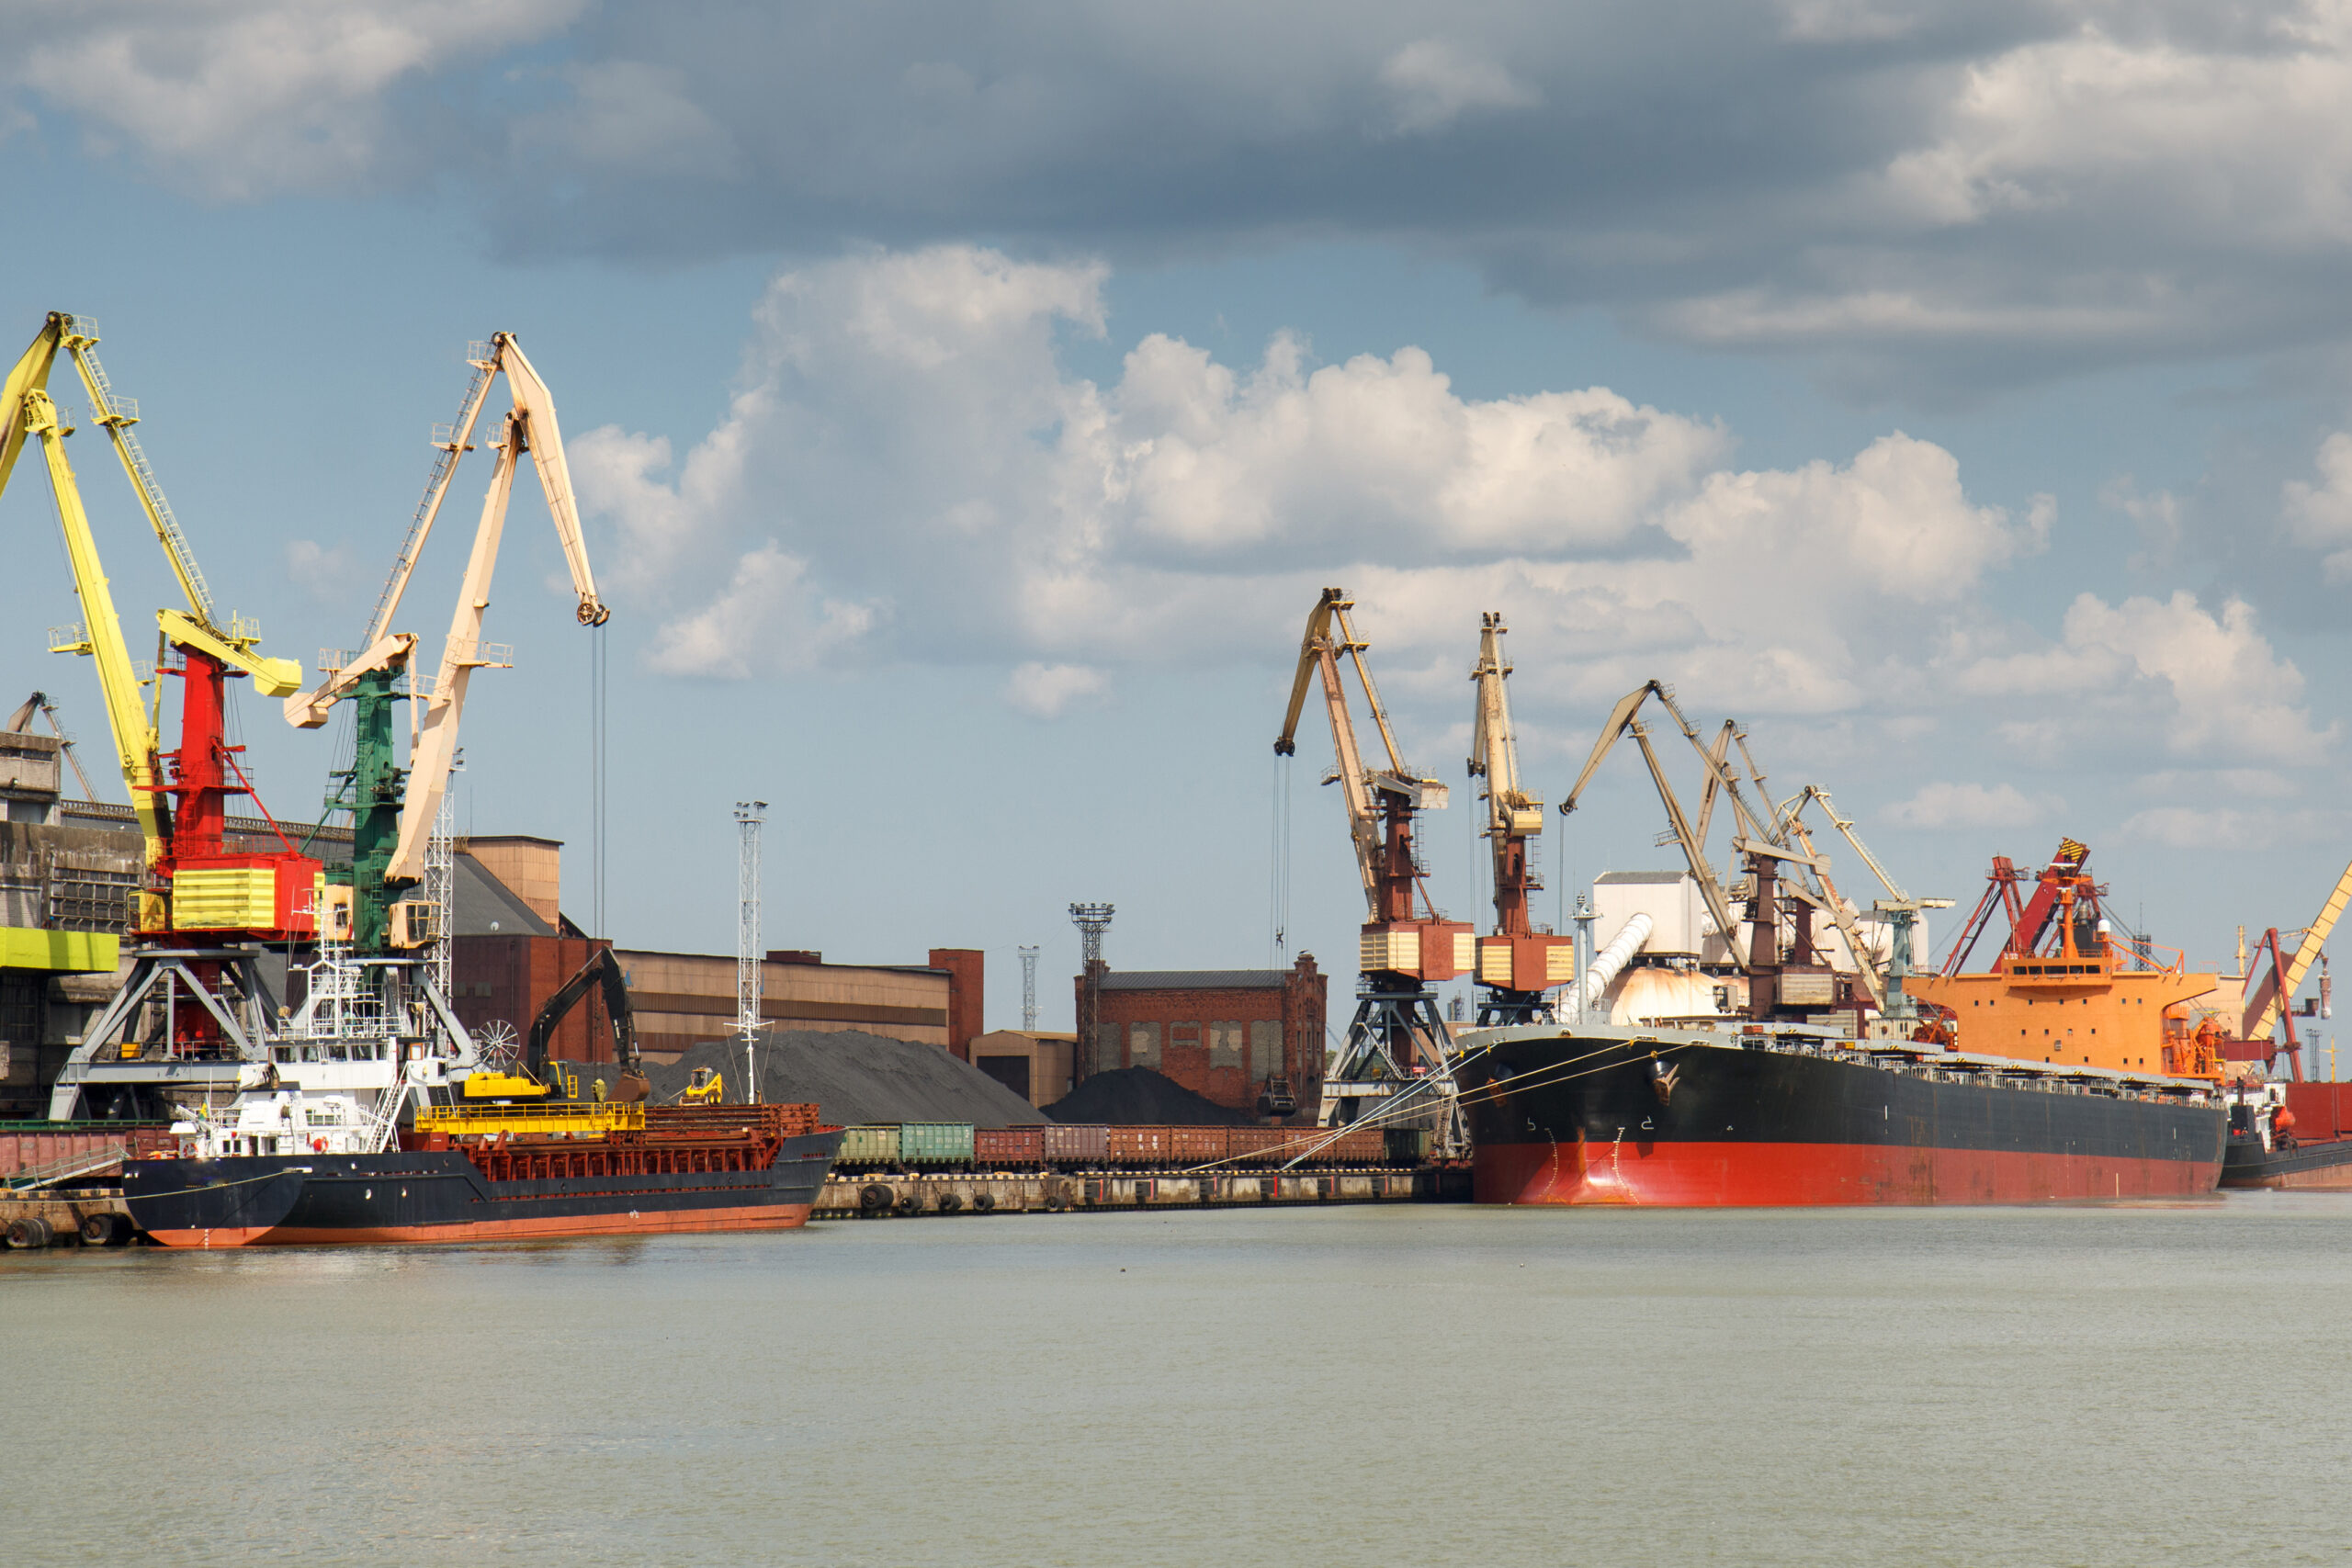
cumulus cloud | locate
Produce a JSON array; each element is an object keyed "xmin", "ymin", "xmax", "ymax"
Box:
[
  {"xmin": 1953, "ymin": 591, "xmax": 2331, "ymax": 765},
  {"xmin": 2120, "ymin": 806, "xmax": 2349, "ymax": 853},
  {"xmin": 1883, "ymin": 782, "xmax": 2059, "ymax": 831},
  {"xmin": 283, "ymin": 537, "xmax": 363, "ymax": 604},
  {"xmin": 566, "ymin": 243, "xmax": 2268, "ymax": 788},
  {"xmin": 1004, "ymin": 662, "xmax": 1108, "ymax": 717},
  {"xmin": 571, "ymin": 245, "xmax": 2064, "ymax": 724},
  {"xmin": 4, "ymin": 0, "xmax": 582, "ymax": 197},
  {"xmin": 23, "ymin": 6, "xmax": 2352, "ymax": 394},
  {"xmin": 1376, "ymin": 39, "xmax": 1539, "ymax": 134},
  {"xmin": 642, "ymin": 543, "xmax": 879, "ymax": 679},
  {"xmin": 2282, "ymin": 431, "xmax": 2352, "ymax": 581}
]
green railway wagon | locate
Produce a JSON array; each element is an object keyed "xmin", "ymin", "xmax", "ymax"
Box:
[
  {"xmin": 837, "ymin": 1125, "xmax": 901, "ymax": 1168},
  {"xmin": 895, "ymin": 1122, "xmax": 976, "ymax": 1166}
]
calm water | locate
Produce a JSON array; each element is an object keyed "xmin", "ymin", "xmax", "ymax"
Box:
[{"xmin": 6, "ymin": 1197, "xmax": 2350, "ymax": 1567}]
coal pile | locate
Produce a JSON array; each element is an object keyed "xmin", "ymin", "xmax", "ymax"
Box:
[
  {"xmin": 628, "ymin": 1029, "xmax": 1045, "ymax": 1128},
  {"xmin": 1045, "ymin": 1066, "xmax": 1251, "ymax": 1126}
]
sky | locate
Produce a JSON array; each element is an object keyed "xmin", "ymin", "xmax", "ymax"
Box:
[{"xmin": 6, "ymin": 2, "xmax": 2352, "ymax": 1040}]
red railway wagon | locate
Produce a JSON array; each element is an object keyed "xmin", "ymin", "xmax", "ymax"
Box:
[
  {"xmin": 1168, "ymin": 1126, "xmax": 1227, "ymax": 1166},
  {"xmin": 1107, "ymin": 1125, "xmax": 1174, "ymax": 1166},
  {"xmin": 1043, "ymin": 1123, "xmax": 1109, "ymax": 1168},
  {"xmin": 974, "ymin": 1126, "xmax": 1046, "ymax": 1168}
]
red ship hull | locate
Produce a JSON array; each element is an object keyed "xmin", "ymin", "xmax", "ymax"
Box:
[{"xmin": 1477, "ymin": 1136, "xmax": 2222, "ymax": 1206}]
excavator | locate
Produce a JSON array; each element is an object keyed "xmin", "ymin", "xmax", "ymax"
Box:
[
  {"xmin": 518, "ymin": 946, "xmax": 649, "ymax": 1103},
  {"xmin": 1275, "ymin": 587, "xmax": 1468, "ymax": 1134},
  {"xmin": 1465, "ymin": 613, "xmax": 1570, "ymax": 1024},
  {"xmin": 282, "ymin": 332, "xmax": 608, "ymax": 954},
  {"xmin": 2, "ymin": 314, "xmax": 328, "ymax": 1113}
]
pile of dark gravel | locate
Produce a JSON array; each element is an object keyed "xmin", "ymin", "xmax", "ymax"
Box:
[
  {"xmin": 597, "ymin": 1029, "xmax": 1046, "ymax": 1128},
  {"xmin": 1043, "ymin": 1066, "xmax": 1252, "ymax": 1126}
]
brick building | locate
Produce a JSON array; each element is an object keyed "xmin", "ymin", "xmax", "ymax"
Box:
[{"xmin": 1074, "ymin": 954, "xmax": 1326, "ymax": 1123}]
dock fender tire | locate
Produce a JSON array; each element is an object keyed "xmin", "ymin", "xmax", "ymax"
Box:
[
  {"xmin": 935, "ymin": 1191, "xmax": 964, "ymax": 1213},
  {"xmin": 80, "ymin": 1213, "xmax": 121, "ymax": 1246},
  {"xmin": 858, "ymin": 1183, "xmax": 894, "ymax": 1214},
  {"xmin": 6, "ymin": 1216, "xmax": 54, "ymax": 1249},
  {"xmin": 894, "ymin": 1190, "xmax": 922, "ymax": 1215},
  {"xmin": 971, "ymin": 1191, "xmax": 996, "ymax": 1213}
]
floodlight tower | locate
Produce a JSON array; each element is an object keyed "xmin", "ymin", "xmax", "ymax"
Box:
[
  {"xmin": 1069, "ymin": 903, "xmax": 1113, "ymax": 1081},
  {"xmin": 1019, "ymin": 944, "xmax": 1039, "ymax": 1032},
  {"xmin": 736, "ymin": 800, "xmax": 766, "ymax": 1101}
]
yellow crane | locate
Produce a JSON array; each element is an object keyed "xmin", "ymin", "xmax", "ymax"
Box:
[
  {"xmin": 1274, "ymin": 587, "xmax": 1466, "ymax": 1129},
  {"xmin": 2243, "ymin": 856, "xmax": 2352, "ymax": 1044},
  {"xmin": 1, "ymin": 313, "xmax": 301, "ymax": 894},
  {"xmin": 1465, "ymin": 613, "xmax": 1569, "ymax": 1022}
]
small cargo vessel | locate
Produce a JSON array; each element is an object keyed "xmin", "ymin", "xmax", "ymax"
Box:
[
  {"xmin": 2219, "ymin": 1080, "xmax": 2352, "ymax": 1191},
  {"xmin": 121, "ymin": 945, "xmax": 841, "ymax": 1247},
  {"xmin": 123, "ymin": 1089, "xmax": 842, "ymax": 1247}
]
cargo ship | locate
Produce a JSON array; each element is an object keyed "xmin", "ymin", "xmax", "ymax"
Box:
[
  {"xmin": 119, "ymin": 945, "xmax": 841, "ymax": 1247},
  {"xmin": 2219, "ymin": 1080, "xmax": 2352, "ymax": 1190},
  {"xmin": 122, "ymin": 1089, "xmax": 842, "ymax": 1247},
  {"xmin": 1457, "ymin": 837, "xmax": 2230, "ymax": 1206}
]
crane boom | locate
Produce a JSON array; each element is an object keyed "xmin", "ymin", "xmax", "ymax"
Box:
[
  {"xmin": 2245, "ymin": 855, "xmax": 2352, "ymax": 1041},
  {"xmin": 1466, "ymin": 613, "xmax": 1567, "ymax": 1018},
  {"xmin": 54, "ymin": 317, "xmax": 216, "ymax": 629},
  {"xmin": 13, "ymin": 386, "xmax": 168, "ymax": 865},
  {"xmin": 383, "ymin": 338, "xmax": 608, "ymax": 886}
]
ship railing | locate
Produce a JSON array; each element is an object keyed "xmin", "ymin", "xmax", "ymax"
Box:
[{"xmin": 415, "ymin": 1102, "xmax": 645, "ymax": 1137}]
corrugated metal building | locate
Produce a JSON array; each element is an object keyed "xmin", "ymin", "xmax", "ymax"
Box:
[
  {"xmin": 1073, "ymin": 955, "xmax": 1326, "ymax": 1122},
  {"xmin": 967, "ymin": 1028, "xmax": 1076, "ymax": 1106}
]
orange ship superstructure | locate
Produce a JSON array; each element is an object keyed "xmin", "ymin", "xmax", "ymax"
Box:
[{"xmin": 1909, "ymin": 839, "xmax": 2224, "ymax": 1081}]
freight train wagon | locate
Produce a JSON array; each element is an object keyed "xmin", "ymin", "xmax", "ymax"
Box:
[{"xmin": 832, "ymin": 1123, "xmax": 1418, "ymax": 1173}]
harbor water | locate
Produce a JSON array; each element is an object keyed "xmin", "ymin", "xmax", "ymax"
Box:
[{"xmin": 6, "ymin": 1198, "xmax": 2351, "ymax": 1567}]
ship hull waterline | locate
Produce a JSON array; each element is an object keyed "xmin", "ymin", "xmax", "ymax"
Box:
[
  {"xmin": 2218, "ymin": 1137, "xmax": 2352, "ymax": 1192},
  {"xmin": 123, "ymin": 1129, "xmax": 843, "ymax": 1247},
  {"xmin": 1457, "ymin": 1028, "xmax": 2226, "ymax": 1208}
]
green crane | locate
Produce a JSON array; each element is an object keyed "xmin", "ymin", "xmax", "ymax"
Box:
[{"xmin": 284, "ymin": 333, "xmax": 607, "ymax": 953}]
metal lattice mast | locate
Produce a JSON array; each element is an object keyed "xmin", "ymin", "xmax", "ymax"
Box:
[
  {"xmin": 1069, "ymin": 904, "xmax": 1113, "ymax": 1081},
  {"xmin": 1019, "ymin": 945, "xmax": 1039, "ymax": 1032},
  {"xmin": 424, "ymin": 796, "xmax": 455, "ymax": 1001},
  {"xmin": 736, "ymin": 801, "xmax": 766, "ymax": 1102}
]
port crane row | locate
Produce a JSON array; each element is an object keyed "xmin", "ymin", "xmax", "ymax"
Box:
[
  {"xmin": 1279, "ymin": 589, "xmax": 2331, "ymax": 1136},
  {"xmin": 0, "ymin": 312, "xmax": 605, "ymax": 1121}
]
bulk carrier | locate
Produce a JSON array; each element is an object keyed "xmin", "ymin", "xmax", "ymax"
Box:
[{"xmin": 1457, "ymin": 829, "xmax": 2230, "ymax": 1207}]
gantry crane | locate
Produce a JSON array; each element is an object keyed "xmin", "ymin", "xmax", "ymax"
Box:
[
  {"xmin": 283, "ymin": 332, "xmax": 607, "ymax": 953},
  {"xmin": 1275, "ymin": 587, "xmax": 1468, "ymax": 1130},
  {"xmin": 1465, "ymin": 613, "xmax": 1569, "ymax": 1023},
  {"xmin": 3, "ymin": 314, "xmax": 326, "ymax": 1115}
]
